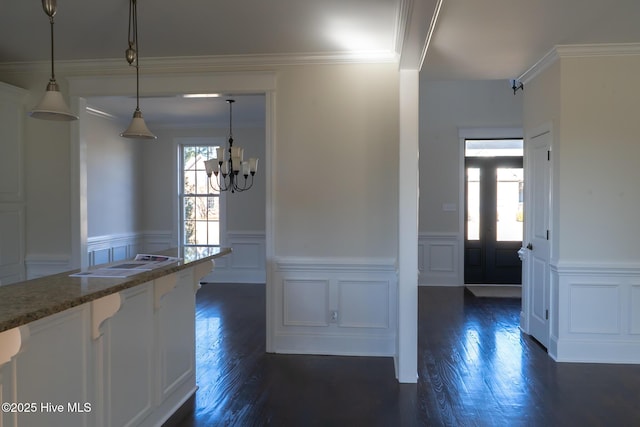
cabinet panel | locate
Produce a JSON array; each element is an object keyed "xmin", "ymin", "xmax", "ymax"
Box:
[
  {"xmin": 15, "ymin": 307, "xmax": 91, "ymax": 427},
  {"xmin": 105, "ymin": 284, "xmax": 154, "ymax": 427},
  {"xmin": 158, "ymin": 269, "xmax": 196, "ymax": 400}
]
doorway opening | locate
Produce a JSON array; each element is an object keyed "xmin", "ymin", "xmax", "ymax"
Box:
[{"xmin": 464, "ymin": 139, "xmax": 523, "ymax": 284}]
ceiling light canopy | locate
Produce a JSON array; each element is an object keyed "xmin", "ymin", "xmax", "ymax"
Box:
[
  {"xmin": 29, "ymin": 0, "xmax": 78, "ymax": 121},
  {"xmin": 121, "ymin": 0, "xmax": 156, "ymax": 140}
]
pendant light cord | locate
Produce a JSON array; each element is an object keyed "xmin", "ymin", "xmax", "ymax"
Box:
[
  {"xmin": 49, "ymin": 13, "xmax": 55, "ymax": 82},
  {"xmin": 229, "ymin": 100, "xmax": 234, "ymax": 142},
  {"xmin": 128, "ymin": 0, "xmax": 141, "ymax": 111}
]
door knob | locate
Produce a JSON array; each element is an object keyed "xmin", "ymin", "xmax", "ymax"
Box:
[{"xmin": 526, "ymin": 243, "xmax": 533, "ymax": 250}]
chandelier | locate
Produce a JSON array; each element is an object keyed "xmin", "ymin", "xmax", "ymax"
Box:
[
  {"xmin": 29, "ymin": 0, "xmax": 78, "ymax": 121},
  {"xmin": 204, "ymin": 99, "xmax": 258, "ymax": 193},
  {"xmin": 120, "ymin": 0, "xmax": 156, "ymax": 139}
]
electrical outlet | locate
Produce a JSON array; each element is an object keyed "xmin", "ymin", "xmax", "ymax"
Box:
[{"xmin": 329, "ymin": 310, "xmax": 338, "ymax": 323}]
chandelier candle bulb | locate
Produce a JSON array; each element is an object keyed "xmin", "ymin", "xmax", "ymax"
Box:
[
  {"xmin": 204, "ymin": 159, "xmax": 215, "ymax": 176},
  {"xmin": 249, "ymin": 158, "xmax": 258, "ymax": 173},
  {"xmin": 231, "ymin": 147, "xmax": 242, "ymax": 159},
  {"xmin": 232, "ymin": 157, "xmax": 242, "ymax": 172}
]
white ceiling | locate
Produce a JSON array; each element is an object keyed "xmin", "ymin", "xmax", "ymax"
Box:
[
  {"xmin": 1, "ymin": 0, "xmax": 639, "ymax": 126},
  {"xmin": 423, "ymin": 0, "xmax": 640, "ymax": 80}
]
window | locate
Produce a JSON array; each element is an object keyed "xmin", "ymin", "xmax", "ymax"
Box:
[
  {"xmin": 180, "ymin": 145, "xmax": 222, "ymax": 248},
  {"xmin": 465, "ymin": 139, "xmax": 523, "ymax": 157}
]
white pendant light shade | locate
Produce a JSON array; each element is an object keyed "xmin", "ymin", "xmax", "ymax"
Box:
[
  {"xmin": 30, "ymin": 81, "xmax": 78, "ymax": 121},
  {"xmin": 30, "ymin": 0, "xmax": 78, "ymax": 121},
  {"xmin": 120, "ymin": 109, "xmax": 157, "ymax": 140},
  {"xmin": 121, "ymin": 0, "xmax": 156, "ymax": 140}
]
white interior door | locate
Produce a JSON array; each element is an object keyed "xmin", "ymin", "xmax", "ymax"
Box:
[{"xmin": 525, "ymin": 130, "xmax": 551, "ymax": 348}]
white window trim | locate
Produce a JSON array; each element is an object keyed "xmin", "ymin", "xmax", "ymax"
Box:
[{"xmin": 176, "ymin": 137, "xmax": 227, "ymax": 249}]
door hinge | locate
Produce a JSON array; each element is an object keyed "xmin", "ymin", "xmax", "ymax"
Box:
[
  {"xmin": 545, "ymin": 309, "xmax": 549, "ymax": 320},
  {"xmin": 547, "ymin": 150, "xmax": 551, "ymax": 161},
  {"xmin": 546, "ymin": 230, "xmax": 549, "ymax": 240}
]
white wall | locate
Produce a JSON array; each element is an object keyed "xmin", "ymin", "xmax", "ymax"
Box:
[
  {"xmin": 1, "ymin": 62, "xmax": 401, "ymax": 358},
  {"xmin": 419, "ymin": 78, "xmax": 523, "ymax": 233},
  {"xmin": 271, "ymin": 63, "xmax": 400, "ymax": 356},
  {"xmin": 274, "ymin": 64, "xmax": 399, "ymax": 259},
  {"xmin": 86, "ymin": 113, "xmax": 142, "ymax": 238},
  {"xmin": 418, "ymin": 78, "xmax": 523, "ymax": 285},
  {"xmin": 523, "ymin": 49, "xmax": 640, "ymax": 363},
  {"xmin": 557, "ymin": 55, "xmax": 640, "ymax": 263}
]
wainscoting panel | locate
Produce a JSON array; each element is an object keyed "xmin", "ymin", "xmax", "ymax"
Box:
[
  {"xmin": 283, "ymin": 279, "xmax": 330, "ymax": 327},
  {"xmin": 25, "ymin": 254, "xmax": 71, "ymax": 279},
  {"xmin": 569, "ymin": 284, "xmax": 620, "ymax": 334},
  {"xmin": 142, "ymin": 231, "xmax": 174, "ymax": 254},
  {"xmin": 418, "ymin": 233, "xmax": 461, "ymax": 286},
  {"xmin": 92, "ymin": 248, "xmax": 111, "ymax": 266},
  {"xmin": 338, "ymin": 280, "xmax": 390, "ymax": 328},
  {"xmin": 631, "ymin": 285, "xmax": 640, "ymax": 335},
  {"xmin": 550, "ymin": 263, "xmax": 640, "ymax": 363},
  {"xmin": 202, "ymin": 232, "xmax": 265, "ymax": 284},
  {"xmin": 0, "ymin": 205, "xmax": 25, "ymax": 285},
  {"xmin": 272, "ymin": 257, "xmax": 397, "ymax": 357},
  {"xmin": 87, "ymin": 232, "xmax": 145, "ymax": 267}
]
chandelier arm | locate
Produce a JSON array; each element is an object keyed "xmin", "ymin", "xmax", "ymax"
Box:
[
  {"xmin": 207, "ymin": 175, "xmax": 221, "ymax": 194},
  {"xmin": 242, "ymin": 175, "xmax": 254, "ymax": 191},
  {"xmin": 233, "ymin": 174, "xmax": 253, "ymax": 192},
  {"xmin": 220, "ymin": 173, "xmax": 232, "ymax": 192}
]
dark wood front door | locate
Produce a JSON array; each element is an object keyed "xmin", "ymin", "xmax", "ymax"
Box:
[{"xmin": 465, "ymin": 156, "xmax": 523, "ymax": 284}]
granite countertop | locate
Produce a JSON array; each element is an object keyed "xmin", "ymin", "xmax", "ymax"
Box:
[{"xmin": 0, "ymin": 247, "xmax": 231, "ymax": 333}]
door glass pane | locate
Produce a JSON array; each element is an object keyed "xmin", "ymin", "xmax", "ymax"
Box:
[
  {"xmin": 465, "ymin": 139, "xmax": 523, "ymax": 157},
  {"xmin": 467, "ymin": 168, "xmax": 480, "ymax": 240},
  {"xmin": 496, "ymin": 168, "xmax": 523, "ymax": 241}
]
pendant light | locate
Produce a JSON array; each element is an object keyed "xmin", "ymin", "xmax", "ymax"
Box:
[
  {"xmin": 29, "ymin": 0, "xmax": 78, "ymax": 121},
  {"xmin": 121, "ymin": 0, "xmax": 156, "ymax": 140}
]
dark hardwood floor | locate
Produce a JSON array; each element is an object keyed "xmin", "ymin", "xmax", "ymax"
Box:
[{"xmin": 176, "ymin": 284, "xmax": 640, "ymax": 426}]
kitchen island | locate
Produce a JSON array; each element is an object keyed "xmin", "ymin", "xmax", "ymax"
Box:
[{"xmin": 0, "ymin": 247, "xmax": 231, "ymax": 427}]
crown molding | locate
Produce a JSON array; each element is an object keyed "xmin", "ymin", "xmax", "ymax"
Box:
[
  {"xmin": 519, "ymin": 42, "xmax": 640, "ymax": 84},
  {"xmin": 0, "ymin": 51, "xmax": 399, "ymax": 76},
  {"xmin": 555, "ymin": 42, "xmax": 640, "ymax": 58},
  {"xmin": 398, "ymin": 0, "xmax": 442, "ymax": 70}
]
